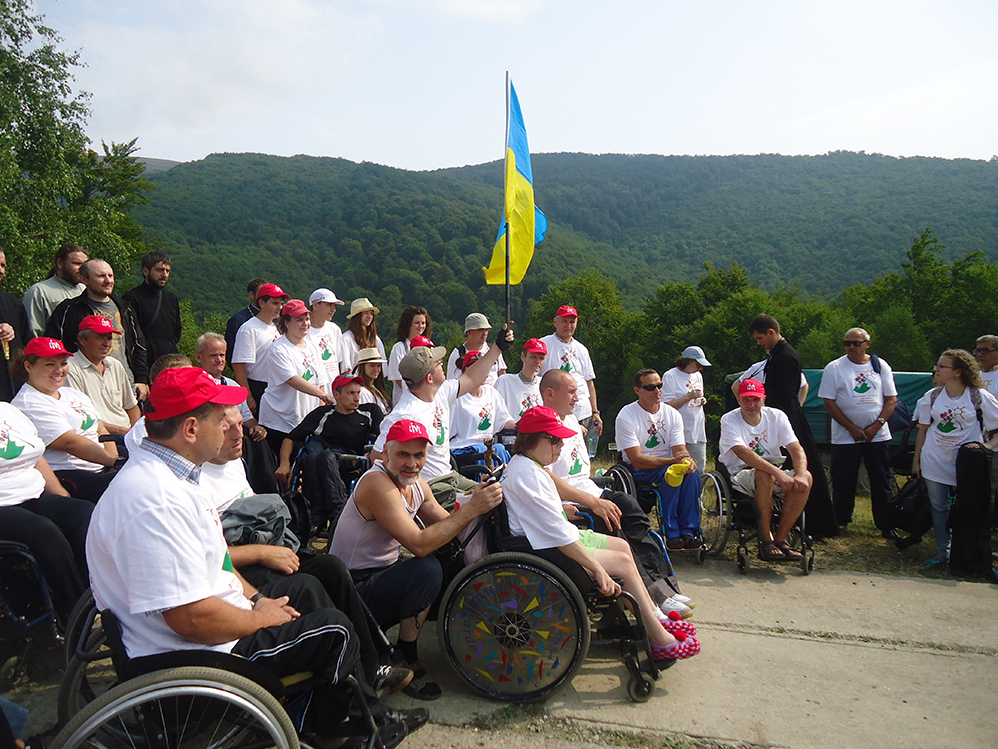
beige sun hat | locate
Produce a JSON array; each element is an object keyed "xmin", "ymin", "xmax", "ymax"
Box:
[{"xmin": 347, "ymin": 297, "xmax": 380, "ymax": 319}]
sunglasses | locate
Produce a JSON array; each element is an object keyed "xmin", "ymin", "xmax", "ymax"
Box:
[
  {"xmin": 543, "ymin": 435, "xmax": 564, "ymax": 446},
  {"xmin": 640, "ymin": 383, "xmax": 664, "ymax": 391},
  {"xmin": 973, "ymin": 348, "xmax": 997, "ymax": 355},
  {"xmin": 843, "ymin": 340, "xmax": 867, "ymax": 347}
]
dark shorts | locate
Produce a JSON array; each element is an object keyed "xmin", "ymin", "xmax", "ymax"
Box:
[{"xmin": 350, "ymin": 556, "xmax": 442, "ymax": 630}]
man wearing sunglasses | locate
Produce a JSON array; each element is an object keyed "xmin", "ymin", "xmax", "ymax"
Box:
[
  {"xmin": 973, "ymin": 335, "xmax": 998, "ymax": 529},
  {"xmin": 818, "ymin": 328, "xmax": 898, "ymax": 533},
  {"xmin": 615, "ymin": 368, "xmax": 702, "ymax": 550}
]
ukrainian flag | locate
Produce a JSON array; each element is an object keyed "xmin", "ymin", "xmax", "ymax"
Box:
[{"xmin": 484, "ymin": 81, "xmax": 547, "ymax": 285}]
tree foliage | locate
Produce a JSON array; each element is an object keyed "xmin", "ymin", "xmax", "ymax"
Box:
[{"xmin": 0, "ymin": 0, "xmax": 152, "ymax": 293}]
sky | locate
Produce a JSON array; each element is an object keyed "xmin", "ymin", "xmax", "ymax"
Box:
[{"xmin": 34, "ymin": 0, "xmax": 998, "ymax": 172}]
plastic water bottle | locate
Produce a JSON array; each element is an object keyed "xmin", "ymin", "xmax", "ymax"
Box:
[{"xmin": 586, "ymin": 421, "xmax": 600, "ymax": 458}]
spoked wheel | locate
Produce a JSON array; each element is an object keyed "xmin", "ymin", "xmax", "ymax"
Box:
[
  {"xmin": 51, "ymin": 666, "xmax": 299, "ymax": 749},
  {"xmin": 699, "ymin": 471, "xmax": 730, "ymax": 556},
  {"xmin": 64, "ymin": 589, "xmax": 96, "ymax": 666},
  {"xmin": 606, "ymin": 463, "xmax": 637, "ymax": 498},
  {"xmin": 438, "ymin": 552, "xmax": 590, "ymax": 703},
  {"xmin": 58, "ymin": 628, "xmax": 119, "ymax": 725}
]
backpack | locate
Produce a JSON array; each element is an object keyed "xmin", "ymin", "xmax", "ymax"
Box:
[
  {"xmin": 882, "ymin": 475, "xmax": 932, "ymax": 548},
  {"xmin": 869, "ymin": 355, "xmax": 913, "ymax": 433}
]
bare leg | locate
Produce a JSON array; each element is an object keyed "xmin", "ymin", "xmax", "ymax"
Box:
[
  {"xmin": 593, "ymin": 537, "xmax": 674, "ymax": 647},
  {"xmin": 774, "ymin": 479, "xmax": 811, "ymax": 543}
]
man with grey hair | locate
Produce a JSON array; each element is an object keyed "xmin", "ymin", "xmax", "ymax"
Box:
[
  {"xmin": 818, "ymin": 327, "xmax": 898, "ymax": 533},
  {"xmin": 66, "ymin": 315, "xmax": 140, "ymax": 434},
  {"xmin": 972, "ymin": 334, "xmax": 998, "ymax": 528},
  {"xmin": 193, "ymin": 332, "xmax": 266, "ymax": 442}
]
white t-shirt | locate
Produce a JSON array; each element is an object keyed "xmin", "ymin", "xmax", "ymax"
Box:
[
  {"xmin": 373, "ymin": 380, "xmax": 459, "ymax": 480},
  {"xmin": 258, "ymin": 336, "xmax": 330, "ymax": 434},
  {"xmin": 358, "ymin": 385, "xmax": 390, "ymax": 415},
  {"xmin": 818, "ymin": 356, "xmax": 897, "ymax": 444},
  {"xmin": 980, "ymin": 368, "xmax": 998, "ymax": 452},
  {"xmin": 446, "ymin": 344, "xmax": 504, "ymax": 387},
  {"xmin": 719, "ymin": 406, "xmax": 799, "ymax": 472},
  {"xmin": 739, "ymin": 360, "xmax": 808, "ymax": 390},
  {"xmin": 387, "ymin": 340, "xmax": 411, "ymax": 405},
  {"xmin": 449, "ymin": 385, "xmax": 514, "ymax": 450},
  {"xmin": 200, "ymin": 459, "xmax": 254, "ymax": 513},
  {"xmin": 338, "ymin": 331, "xmax": 386, "ymax": 375},
  {"xmin": 915, "ymin": 387, "xmax": 998, "ymax": 486},
  {"xmin": 12, "ymin": 384, "xmax": 103, "ymax": 472},
  {"xmin": 0, "ymin": 403, "xmax": 47, "ymax": 506},
  {"xmin": 87, "ymin": 444, "xmax": 250, "ymax": 659},
  {"xmin": 494, "ymin": 373, "xmax": 542, "ymax": 420},
  {"xmin": 231, "ymin": 317, "xmax": 280, "ymax": 381},
  {"xmin": 550, "ymin": 413, "xmax": 599, "ymax": 498},
  {"xmin": 308, "ymin": 322, "xmax": 343, "ymax": 383},
  {"xmin": 615, "ymin": 401, "xmax": 685, "ymax": 465},
  {"xmin": 503, "ymin": 454, "xmax": 579, "ymax": 549},
  {"xmin": 661, "ymin": 366, "xmax": 706, "ymax": 444},
  {"xmin": 124, "ymin": 415, "xmax": 147, "ymax": 455},
  {"xmin": 539, "ymin": 335, "xmax": 596, "ymax": 421}
]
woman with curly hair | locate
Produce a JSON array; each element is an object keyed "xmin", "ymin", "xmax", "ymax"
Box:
[{"xmin": 387, "ymin": 306, "xmax": 432, "ymax": 405}]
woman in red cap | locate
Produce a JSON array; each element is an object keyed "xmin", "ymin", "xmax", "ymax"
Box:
[
  {"xmin": 11, "ymin": 338, "xmax": 120, "ymax": 502},
  {"xmin": 504, "ymin": 406, "xmax": 701, "ymax": 663},
  {"xmin": 231, "ymin": 283, "xmax": 288, "ymax": 416}
]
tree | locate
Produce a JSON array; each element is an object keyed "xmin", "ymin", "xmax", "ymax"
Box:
[{"xmin": 0, "ymin": 0, "xmax": 152, "ymax": 293}]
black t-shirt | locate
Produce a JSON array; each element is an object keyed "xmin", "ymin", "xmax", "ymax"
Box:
[{"xmin": 288, "ymin": 403, "xmax": 382, "ymax": 454}]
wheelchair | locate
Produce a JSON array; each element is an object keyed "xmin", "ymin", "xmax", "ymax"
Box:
[
  {"xmin": 702, "ymin": 460, "xmax": 816, "ymax": 575},
  {"xmin": 0, "ymin": 541, "xmax": 61, "ymax": 688},
  {"xmin": 55, "ymin": 598, "xmax": 382, "ymax": 749},
  {"xmin": 436, "ymin": 502, "xmax": 672, "ymax": 704}
]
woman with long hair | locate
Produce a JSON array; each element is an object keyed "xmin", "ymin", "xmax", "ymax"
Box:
[
  {"xmin": 387, "ymin": 306, "xmax": 432, "ymax": 405},
  {"xmin": 339, "ymin": 298, "xmax": 386, "ymax": 374},
  {"xmin": 354, "ymin": 347, "xmax": 391, "ymax": 416},
  {"xmin": 503, "ymin": 406, "xmax": 701, "ymax": 663},
  {"xmin": 913, "ymin": 348, "xmax": 998, "ymax": 565},
  {"xmin": 11, "ymin": 338, "xmax": 119, "ymax": 502},
  {"xmin": 231, "ymin": 283, "xmax": 288, "ymax": 415}
]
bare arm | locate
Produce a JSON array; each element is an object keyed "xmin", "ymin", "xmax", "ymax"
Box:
[
  {"xmin": 549, "ymin": 472, "xmax": 621, "ymax": 531},
  {"xmin": 798, "ymin": 380, "xmax": 809, "ymax": 406},
  {"xmin": 457, "ymin": 326, "xmax": 514, "ymax": 398},
  {"xmin": 231, "ymin": 362, "xmax": 256, "ymax": 413},
  {"xmin": 36, "ymin": 456, "xmax": 70, "ymax": 496},
  {"xmin": 912, "ymin": 423, "xmax": 928, "ymax": 477},
  {"xmin": 48, "ymin": 430, "xmax": 118, "ymax": 467},
  {"xmin": 228, "ymin": 545, "xmax": 300, "ymax": 575},
  {"xmin": 285, "ymin": 375, "xmax": 334, "ymax": 405},
  {"xmin": 823, "ymin": 398, "xmax": 867, "ymax": 442},
  {"xmin": 161, "ymin": 594, "xmax": 296, "ymax": 645},
  {"xmin": 558, "ymin": 540, "xmax": 620, "ymax": 597},
  {"xmin": 587, "ymin": 380, "xmax": 602, "ymax": 435}
]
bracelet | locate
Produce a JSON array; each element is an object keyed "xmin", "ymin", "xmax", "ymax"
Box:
[{"xmin": 250, "ymin": 593, "xmax": 263, "ymax": 604}]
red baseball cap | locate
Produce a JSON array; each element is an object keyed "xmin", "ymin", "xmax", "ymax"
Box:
[
  {"xmin": 386, "ymin": 419, "xmax": 431, "ymax": 444},
  {"xmin": 24, "ymin": 337, "xmax": 73, "ymax": 358},
  {"xmin": 461, "ymin": 350, "xmax": 483, "ymax": 369},
  {"xmin": 517, "ymin": 406, "xmax": 577, "ymax": 438},
  {"xmin": 257, "ymin": 283, "xmax": 288, "ymax": 300},
  {"xmin": 331, "ymin": 373, "xmax": 364, "ymax": 391},
  {"xmin": 555, "ymin": 305, "xmax": 579, "ymax": 319},
  {"xmin": 78, "ymin": 315, "xmax": 120, "ymax": 335},
  {"xmin": 738, "ymin": 379, "xmax": 766, "ymax": 399},
  {"xmin": 523, "ymin": 338, "xmax": 547, "ymax": 354},
  {"xmin": 410, "ymin": 335, "xmax": 434, "ymax": 348},
  {"xmin": 146, "ymin": 367, "xmax": 247, "ymax": 421},
  {"xmin": 281, "ymin": 299, "xmax": 309, "ymax": 318}
]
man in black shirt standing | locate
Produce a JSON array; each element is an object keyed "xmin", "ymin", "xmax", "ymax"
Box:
[
  {"xmin": 123, "ymin": 252, "xmax": 181, "ymax": 366},
  {"xmin": 0, "ymin": 247, "xmax": 33, "ymax": 401},
  {"xmin": 277, "ymin": 373, "xmax": 383, "ymax": 534},
  {"xmin": 748, "ymin": 314, "xmax": 838, "ymax": 537}
]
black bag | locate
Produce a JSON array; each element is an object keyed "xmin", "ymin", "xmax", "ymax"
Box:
[
  {"xmin": 949, "ymin": 442, "xmax": 997, "ymax": 582},
  {"xmin": 883, "ymin": 475, "xmax": 932, "ymax": 548}
]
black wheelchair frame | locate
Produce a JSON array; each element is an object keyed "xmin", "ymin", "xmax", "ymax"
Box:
[{"xmin": 0, "ymin": 541, "xmax": 60, "ymax": 687}]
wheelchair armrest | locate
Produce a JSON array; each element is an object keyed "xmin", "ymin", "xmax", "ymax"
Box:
[
  {"xmin": 568, "ymin": 509, "xmax": 595, "ymax": 530},
  {"xmin": 458, "ymin": 464, "xmax": 492, "ymax": 480},
  {"xmin": 591, "ymin": 476, "xmax": 612, "ymax": 489}
]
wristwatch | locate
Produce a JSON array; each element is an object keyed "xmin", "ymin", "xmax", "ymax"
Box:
[{"xmin": 875, "ymin": 417, "xmax": 887, "ymax": 425}]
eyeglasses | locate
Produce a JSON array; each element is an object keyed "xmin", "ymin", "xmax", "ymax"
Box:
[
  {"xmin": 843, "ymin": 340, "xmax": 867, "ymax": 347},
  {"xmin": 973, "ymin": 348, "xmax": 997, "ymax": 355},
  {"xmin": 640, "ymin": 383, "xmax": 664, "ymax": 391},
  {"xmin": 543, "ymin": 436, "xmax": 564, "ymax": 446}
]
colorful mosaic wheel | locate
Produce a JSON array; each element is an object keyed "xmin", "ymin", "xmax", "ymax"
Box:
[{"xmin": 438, "ymin": 552, "xmax": 590, "ymax": 702}]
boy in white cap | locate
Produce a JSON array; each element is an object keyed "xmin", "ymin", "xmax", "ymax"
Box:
[
  {"xmin": 446, "ymin": 313, "xmax": 506, "ymax": 385},
  {"xmin": 307, "ymin": 288, "xmax": 345, "ymax": 383}
]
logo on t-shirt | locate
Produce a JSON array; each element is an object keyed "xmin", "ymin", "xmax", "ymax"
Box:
[
  {"xmin": 477, "ymin": 403, "xmax": 493, "ymax": 432},
  {"xmin": 433, "ymin": 406, "xmax": 446, "ymax": 445},
  {"xmin": 518, "ymin": 394, "xmax": 540, "ymax": 416},
  {"xmin": 559, "ymin": 350, "xmax": 575, "ymax": 373},
  {"xmin": 748, "ymin": 431, "xmax": 768, "ymax": 456},
  {"xmin": 302, "ymin": 352, "xmax": 319, "ymax": 381},
  {"xmin": 69, "ymin": 400, "xmax": 96, "ymax": 431},
  {"xmin": 0, "ymin": 424, "xmax": 24, "ymax": 460},
  {"xmin": 936, "ymin": 407, "xmax": 966, "ymax": 434},
  {"xmin": 644, "ymin": 424, "xmax": 660, "ymax": 449},
  {"xmin": 853, "ymin": 370, "xmax": 874, "ymax": 394},
  {"xmin": 569, "ymin": 440, "xmax": 583, "ymax": 475}
]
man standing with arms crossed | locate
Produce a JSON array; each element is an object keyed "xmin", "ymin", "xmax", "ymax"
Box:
[{"xmin": 540, "ymin": 305, "xmax": 601, "ymax": 434}]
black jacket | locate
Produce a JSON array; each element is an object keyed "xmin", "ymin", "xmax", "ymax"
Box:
[
  {"xmin": 0, "ymin": 289, "xmax": 33, "ymax": 401},
  {"xmin": 45, "ymin": 292, "xmax": 149, "ymax": 384},
  {"xmin": 122, "ymin": 282, "xmax": 181, "ymax": 366}
]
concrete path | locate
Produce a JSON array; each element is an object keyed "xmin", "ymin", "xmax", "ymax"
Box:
[{"xmin": 394, "ymin": 560, "xmax": 998, "ymax": 749}]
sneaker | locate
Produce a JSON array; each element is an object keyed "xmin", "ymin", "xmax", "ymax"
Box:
[
  {"xmin": 666, "ymin": 537, "xmax": 686, "ymax": 550},
  {"xmin": 924, "ymin": 556, "xmax": 948, "ymax": 567},
  {"xmin": 651, "ymin": 632, "xmax": 701, "ymax": 662},
  {"xmin": 656, "ymin": 609, "xmax": 697, "ymax": 636},
  {"xmin": 660, "ymin": 596, "xmax": 694, "ymax": 620},
  {"xmin": 670, "ymin": 593, "xmax": 695, "ymax": 608},
  {"xmin": 372, "ymin": 664, "xmax": 413, "ymax": 695}
]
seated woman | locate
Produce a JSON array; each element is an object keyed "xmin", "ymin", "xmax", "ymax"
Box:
[
  {"xmin": 0, "ymin": 399, "xmax": 93, "ymax": 624},
  {"xmin": 503, "ymin": 406, "xmax": 701, "ymax": 662},
  {"xmin": 354, "ymin": 347, "xmax": 391, "ymax": 416},
  {"xmin": 11, "ymin": 338, "xmax": 119, "ymax": 502},
  {"xmin": 449, "ymin": 350, "xmax": 515, "ymax": 468}
]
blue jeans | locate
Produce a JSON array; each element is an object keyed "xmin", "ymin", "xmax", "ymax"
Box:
[
  {"xmin": 632, "ymin": 465, "xmax": 703, "ymax": 539},
  {"xmin": 924, "ymin": 479, "xmax": 953, "ymax": 560}
]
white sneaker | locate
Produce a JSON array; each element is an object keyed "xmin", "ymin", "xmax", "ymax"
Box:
[
  {"xmin": 671, "ymin": 593, "xmax": 695, "ymax": 609},
  {"xmin": 660, "ymin": 597, "xmax": 694, "ymax": 620}
]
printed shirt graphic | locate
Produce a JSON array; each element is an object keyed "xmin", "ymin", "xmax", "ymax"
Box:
[
  {"xmin": 550, "ymin": 413, "xmax": 600, "ymax": 497},
  {"xmin": 11, "ymin": 384, "xmax": 103, "ymax": 473},
  {"xmin": 494, "ymin": 373, "xmax": 541, "ymax": 420},
  {"xmin": 538, "ymin": 334, "xmax": 596, "ymax": 421},
  {"xmin": 308, "ymin": 323, "xmax": 342, "ymax": 380},
  {"xmin": 450, "ymin": 385, "xmax": 514, "ymax": 450},
  {"xmin": 0, "ymin": 404, "xmax": 47, "ymax": 507},
  {"xmin": 718, "ymin": 406, "xmax": 798, "ymax": 472},
  {"xmin": 373, "ymin": 379, "xmax": 460, "ymax": 480},
  {"xmin": 818, "ymin": 356, "xmax": 897, "ymax": 444},
  {"xmin": 615, "ymin": 400, "xmax": 685, "ymax": 465},
  {"xmin": 661, "ymin": 367, "xmax": 707, "ymax": 443},
  {"xmin": 257, "ymin": 337, "xmax": 331, "ymax": 434},
  {"xmin": 915, "ymin": 386, "xmax": 998, "ymax": 485}
]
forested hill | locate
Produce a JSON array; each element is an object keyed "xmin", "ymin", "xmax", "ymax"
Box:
[{"xmin": 133, "ymin": 150, "xmax": 998, "ymax": 333}]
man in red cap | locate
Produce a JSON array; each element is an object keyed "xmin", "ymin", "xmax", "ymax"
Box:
[
  {"xmin": 224, "ymin": 278, "xmax": 267, "ymax": 367},
  {"xmin": 87, "ymin": 367, "xmax": 426, "ymax": 744},
  {"xmin": 495, "ymin": 337, "xmax": 547, "ymax": 420},
  {"xmin": 66, "ymin": 315, "xmax": 140, "ymax": 434},
  {"xmin": 539, "ymin": 304, "xmax": 601, "ymax": 434},
  {"xmin": 276, "ymin": 372, "xmax": 384, "ymax": 533},
  {"xmin": 718, "ymin": 378, "xmax": 812, "ymax": 561},
  {"xmin": 331, "ymin": 418, "xmax": 503, "ymax": 701}
]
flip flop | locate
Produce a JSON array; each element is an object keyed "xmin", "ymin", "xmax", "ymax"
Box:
[
  {"xmin": 758, "ymin": 540, "xmax": 786, "ymax": 561},
  {"xmin": 402, "ymin": 666, "xmax": 442, "ymax": 701}
]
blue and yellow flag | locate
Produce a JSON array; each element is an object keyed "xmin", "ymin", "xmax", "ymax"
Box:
[{"xmin": 484, "ymin": 82, "xmax": 547, "ymax": 285}]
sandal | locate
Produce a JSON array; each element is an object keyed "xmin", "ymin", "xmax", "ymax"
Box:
[
  {"xmin": 774, "ymin": 540, "xmax": 804, "ymax": 561},
  {"xmin": 401, "ymin": 665, "xmax": 442, "ymax": 701},
  {"xmin": 758, "ymin": 540, "xmax": 786, "ymax": 561}
]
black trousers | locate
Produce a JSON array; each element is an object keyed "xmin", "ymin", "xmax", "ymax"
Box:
[
  {"xmin": 831, "ymin": 441, "xmax": 893, "ymax": 529},
  {"xmin": 55, "ymin": 468, "xmax": 117, "ymax": 503}
]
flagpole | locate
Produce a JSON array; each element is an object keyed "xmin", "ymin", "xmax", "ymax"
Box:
[{"xmin": 504, "ymin": 72, "xmax": 511, "ymax": 326}]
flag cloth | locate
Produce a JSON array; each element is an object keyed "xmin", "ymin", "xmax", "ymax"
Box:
[{"xmin": 484, "ymin": 82, "xmax": 547, "ymax": 285}]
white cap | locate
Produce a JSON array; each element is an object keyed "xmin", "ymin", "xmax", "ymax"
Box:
[
  {"xmin": 309, "ymin": 288, "xmax": 344, "ymax": 306},
  {"xmin": 464, "ymin": 312, "xmax": 491, "ymax": 332},
  {"xmin": 681, "ymin": 346, "xmax": 711, "ymax": 367}
]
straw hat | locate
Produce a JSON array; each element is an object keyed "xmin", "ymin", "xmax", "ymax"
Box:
[{"xmin": 347, "ymin": 298, "xmax": 380, "ymax": 319}]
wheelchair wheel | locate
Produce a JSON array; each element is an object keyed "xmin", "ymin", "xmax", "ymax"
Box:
[
  {"xmin": 58, "ymin": 627, "xmax": 118, "ymax": 725},
  {"xmin": 438, "ymin": 552, "xmax": 590, "ymax": 703},
  {"xmin": 699, "ymin": 471, "xmax": 730, "ymax": 556},
  {"xmin": 606, "ymin": 463, "xmax": 637, "ymax": 498},
  {"xmin": 64, "ymin": 589, "xmax": 96, "ymax": 666},
  {"xmin": 626, "ymin": 672, "xmax": 655, "ymax": 703},
  {"xmin": 51, "ymin": 666, "xmax": 299, "ymax": 749}
]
